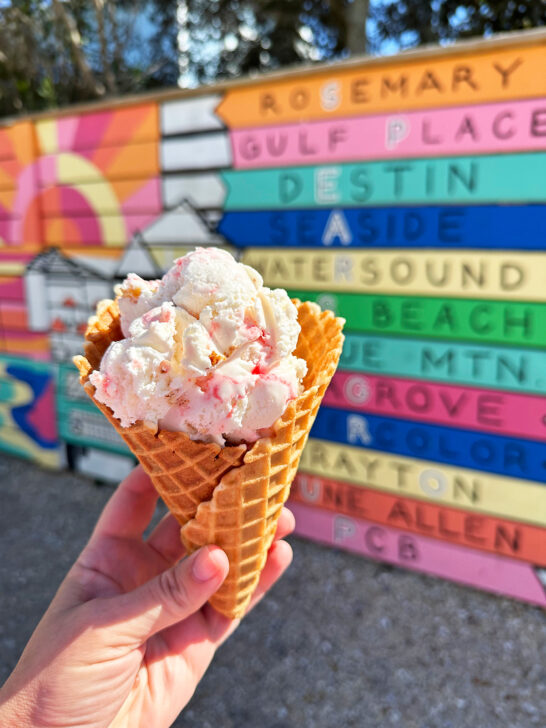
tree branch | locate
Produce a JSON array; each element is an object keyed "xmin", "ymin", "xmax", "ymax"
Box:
[
  {"xmin": 346, "ymin": 0, "xmax": 369, "ymax": 55},
  {"xmin": 92, "ymin": 0, "xmax": 117, "ymax": 93},
  {"xmin": 51, "ymin": 0, "xmax": 105, "ymax": 97}
]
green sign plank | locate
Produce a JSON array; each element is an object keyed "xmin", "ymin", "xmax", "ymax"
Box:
[{"xmin": 288, "ymin": 291, "xmax": 546, "ymax": 348}]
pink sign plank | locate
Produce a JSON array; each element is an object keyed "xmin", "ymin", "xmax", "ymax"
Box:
[
  {"xmin": 231, "ymin": 98, "xmax": 546, "ymax": 169},
  {"xmin": 289, "ymin": 501, "xmax": 546, "ymax": 607},
  {"xmin": 325, "ymin": 371, "xmax": 546, "ymax": 442}
]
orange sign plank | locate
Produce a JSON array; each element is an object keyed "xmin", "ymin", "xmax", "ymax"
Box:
[
  {"xmin": 291, "ymin": 472, "xmax": 546, "ymax": 565},
  {"xmin": 217, "ymin": 43, "xmax": 546, "ymax": 127}
]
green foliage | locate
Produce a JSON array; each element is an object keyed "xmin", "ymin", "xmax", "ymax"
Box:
[
  {"xmin": 370, "ymin": 0, "xmax": 546, "ymax": 50},
  {"xmin": 185, "ymin": 0, "xmax": 353, "ymax": 83},
  {"xmin": 0, "ymin": 0, "xmax": 543, "ymax": 117},
  {"xmin": 0, "ymin": 0, "xmax": 180, "ymax": 117}
]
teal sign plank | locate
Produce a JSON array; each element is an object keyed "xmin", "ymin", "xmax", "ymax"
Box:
[
  {"xmin": 57, "ymin": 362, "xmax": 90, "ymax": 406},
  {"xmin": 56, "ymin": 363, "xmax": 130, "ymax": 455},
  {"xmin": 222, "ymin": 153, "xmax": 546, "ymax": 209},
  {"xmin": 341, "ymin": 334, "xmax": 546, "ymax": 395},
  {"xmin": 57, "ymin": 400, "xmax": 131, "ymax": 455}
]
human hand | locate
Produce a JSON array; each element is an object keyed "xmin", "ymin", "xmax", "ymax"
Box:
[{"xmin": 0, "ymin": 466, "xmax": 294, "ymax": 728}]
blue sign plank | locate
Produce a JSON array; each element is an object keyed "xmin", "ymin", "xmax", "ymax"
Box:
[
  {"xmin": 311, "ymin": 406, "xmax": 546, "ymax": 483},
  {"xmin": 218, "ymin": 204, "xmax": 546, "ymax": 249}
]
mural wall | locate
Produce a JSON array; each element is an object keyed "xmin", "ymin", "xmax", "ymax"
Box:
[{"xmin": 1, "ymin": 29, "xmax": 545, "ymax": 606}]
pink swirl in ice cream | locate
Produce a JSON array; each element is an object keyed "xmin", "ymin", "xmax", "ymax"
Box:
[{"xmin": 89, "ymin": 247, "xmax": 307, "ymax": 445}]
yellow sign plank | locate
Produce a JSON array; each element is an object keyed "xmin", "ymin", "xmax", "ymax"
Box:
[
  {"xmin": 300, "ymin": 439, "xmax": 546, "ymax": 526},
  {"xmin": 242, "ymin": 249, "xmax": 546, "ymax": 300}
]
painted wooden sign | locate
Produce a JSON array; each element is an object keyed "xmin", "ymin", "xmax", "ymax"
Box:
[
  {"xmin": 244, "ymin": 249, "xmax": 546, "ymax": 300},
  {"xmin": 231, "ymin": 99, "xmax": 546, "ymax": 168},
  {"xmin": 217, "ymin": 40, "xmax": 546, "ymax": 126},
  {"xmin": 339, "ymin": 334, "xmax": 546, "ymax": 394},
  {"xmin": 311, "ymin": 407, "xmax": 546, "ymax": 483},
  {"xmin": 56, "ymin": 362, "xmax": 130, "ymax": 454},
  {"xmin": 219, "ymin": 204, "xmax": 546, "ymax": 249},
  {"xmin": 223, "ymin": 153, "xmax": 546, "ymax": 209},
  {"xmin": 291, "ymin": 472, "xmax": 546, "ymax": 565},
  {"xmin": 162, "ymin": 173, "xmax": 226, "ymax": 210},
  {"xmin": 160, "ymin": 133, "xmax": 231, "ymax": 171},
  {"xmin": 0, "ymin": 29, "xmax": 544, "ymax": 606},
  {"xmin": 289, "ymin": 502, "xmax": 546, "ymax": 607},
  {"xmin": 325, "ymin": 372, "xmax": 546, "ymax": 441},
  {"xmin": 161, "ymin": 96, "xmax": 224, "ymax": 136},
  {"xmin": 300, "ymin": 438, "xmax": 546, "ymax": 526},
  {"xmin": 288, "ymin": 291, "xmax": 546, "ymax": 348}
]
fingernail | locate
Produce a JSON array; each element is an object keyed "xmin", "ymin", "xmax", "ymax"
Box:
[{"xmin": 192, "ymin": 546, "xmax": 224, "ymax": 582}]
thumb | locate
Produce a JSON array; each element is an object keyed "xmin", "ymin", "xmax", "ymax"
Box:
[{"xmin": 102, "ymin": 546, "xmax": 229, "ymax": 645}]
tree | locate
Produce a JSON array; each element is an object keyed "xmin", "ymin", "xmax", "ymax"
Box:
[
  {"xmin": 0, "ymin": 0, "xmax": 543, "ymax": 118},
  {"xmin": 0, "ymin": 0, "xmax": 369, "ymax": 116},
  {"xmin": 370, "ymin": 0, "xmax": 545, "ymax": 51},
  {"xmin": 0, "ymin": 0, "xmax": 180, "ymax": 117},
  {"xmin": 183, "ymin": 0, "xmax": 365, "ymax": 84}
]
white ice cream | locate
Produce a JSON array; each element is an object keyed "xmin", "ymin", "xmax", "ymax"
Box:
[{"xmin": 90, "ymin": 247, "xmax": 307, "ymax": 445}]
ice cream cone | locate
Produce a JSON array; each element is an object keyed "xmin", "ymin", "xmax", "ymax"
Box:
[{"xmin": 74, "ymin": 297, "xmax": 344, "ymax": 618}]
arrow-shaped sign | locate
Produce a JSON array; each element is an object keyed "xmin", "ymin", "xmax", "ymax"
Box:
[{"xmin": 218, "ymin": 204, "xmax": 546, "ymax": 249}]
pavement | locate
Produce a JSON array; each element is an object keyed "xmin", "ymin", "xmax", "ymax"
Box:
[{"xmin": 0, "ymin": 453, "xmax": 544, "ymax": 728}]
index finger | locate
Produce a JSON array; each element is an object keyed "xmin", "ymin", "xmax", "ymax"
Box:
[{"xmin": 90, "ymin": 466, "xmax": 159, "ymax": 542}]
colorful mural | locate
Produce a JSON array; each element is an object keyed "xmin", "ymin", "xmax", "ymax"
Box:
[
  {"xmin": 0, "ymin": 355, "xmax": 61, "ymax": 467},
  {"xmin": 34, "ymin": 104, "xmax": 162, "ymax": 251},
  {"xmin": 0, "ymin": 28, "xmax": 544, "ymax": 604}
]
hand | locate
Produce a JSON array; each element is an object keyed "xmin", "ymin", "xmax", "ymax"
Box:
[{"xmin": 0, "ymin": 467, "xmax": 294, "ymax": 728}]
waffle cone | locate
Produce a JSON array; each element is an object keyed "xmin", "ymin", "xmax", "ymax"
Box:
[{"xmin": 74, "ymin": 297, "xmax": 344, "ymax": 618}]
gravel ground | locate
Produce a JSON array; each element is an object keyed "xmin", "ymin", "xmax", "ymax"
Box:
[{"xmin": 0, "ymin": 454, "xmax": 544, "ymax": 728}]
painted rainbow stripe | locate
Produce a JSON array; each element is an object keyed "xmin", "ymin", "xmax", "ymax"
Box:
[
  {"xmin": 36, "ymin": 145, "xmax": 160, "ymax": 185},
  {"xmin": 289, "ymin": 502, "xmax": 546, "ymax": 608},
  {"xmin": 243, "ymin": 249, "xmax": 546, "ymax": 300},
  {"xmin": 42, "ymin": 214, "xmax": 160, "ymax": 248},
  {"xmin": 231, "ymin": 99, "xmax": 546, "ymax": 168},
  {"xmin": 290, "ymin": 473, "xmax": 546, "ymax": 565},
  {"xmin": 0, "ymin": 301, "xmax": 27, "ymax": 331},
  {"xmin": 218, "ymin": 205, "xmax": 546, "ymax": 249},
  {"xmin": 39, "ymin": 180, "xmax": 162, "ymax": 216},
  {"xmin": 223, "ymin": 153, "xmax": 546, "ymax": 209},
  {"xmin": 339, "ymin": 333, "xmax": 546, "ymax": 395},
  {"xmin": 300, "ymin": 438, "xmax": 546, "ymax": 526},
  {"xmin": 0, "ymin": 331, "xmax": 50, "ymax": 361},
  {"xmin": 326, "ymin": 372, "xmax": 546, "ymax": 441},
  {"xmin": 288, "ymin": 291, "xmax": 546, "ymax": 349},
  {"xmin": 0, "ymin": 276, "xmax": 25, "ymax": 301},
  {"xmin": 311, "ymin": 408, "xmax": 546, "ymax": 483},
  {"xmin": 35, "ymin": 103, "xmax": 159, "ymax": 153}
]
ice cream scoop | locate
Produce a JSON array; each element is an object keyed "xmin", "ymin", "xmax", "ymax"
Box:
[{"xmin": 89, "ymin": 247, "xmax": 307, "ymax": 445}]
